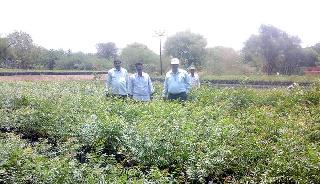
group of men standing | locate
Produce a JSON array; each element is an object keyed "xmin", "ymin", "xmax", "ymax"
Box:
[{"xmin": 105, "ymin": 58, "xmax": 200, "ymax": 101}]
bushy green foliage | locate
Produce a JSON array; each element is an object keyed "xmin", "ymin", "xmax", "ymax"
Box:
[
  {"xmin": 242, "ymin": 24, "xmax": 316, "ymax": 75},
  {"xmin": 0, "ymin": 81, "xmax": 319, "ymax": 183},
  {"xmin": 0, "ymin": 31, "xmax": 113, "ymax": 70},
  {"xmin": 205, "ymin": 46, "xmax": 256, "ymax": 75},
  {"xmin": 120, "ymin": 43, "xmax": 159, "ymax": 73},
  {"xmin": 201, "ymin": 74, "xmax": 320, "ymax": 83},
  {"xmin": 96, "ymin": 42, "xmax": 118, "ymax": 60},
  {"xmin": 164, "ymin": 30, "xmax": 207, "ymax": 68},
  {"xmin": 55, "ymin": 52, "xmax": 112, "ymax": 70}
]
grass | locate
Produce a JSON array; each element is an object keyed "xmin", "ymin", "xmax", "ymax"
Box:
[
  {"xmin": 0, "ymin": 81, "xmax": 319, "ymax": 183},
  {"xmin": 1, "ymin": 68, "xmax": 319, "ymax": 83},
  {"xmin": 201, "ymin": 74, "xmax": 320, "ymax": 82}
]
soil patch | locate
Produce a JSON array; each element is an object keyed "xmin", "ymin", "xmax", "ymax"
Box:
[{"xmin": 0, "ymin": 74, "xmax": 107, "ymax": 81}]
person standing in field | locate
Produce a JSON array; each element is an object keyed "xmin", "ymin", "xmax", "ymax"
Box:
[
  {"xmin": 105, "ymin": 59, "xmax": 129, "ymax": 98},
  {"xmin": 188, "ymin": 65, "xmax": 200, "ymax": 88},
  {"xmin": 128, "ymin": 62, "xmax": 154, "ymax": 101},
  {"xmin": 162, "ymin": 58, "xmax": 191, "ymax": 101}
]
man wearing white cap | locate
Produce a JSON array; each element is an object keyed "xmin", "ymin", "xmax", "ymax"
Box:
[
  {"xmin": 162, "ymin": 58, "xmax": 191, "ymax": 101},
  {"xmin": 188, "ymin": 65, "xmax": 200, "ymax": 88}
]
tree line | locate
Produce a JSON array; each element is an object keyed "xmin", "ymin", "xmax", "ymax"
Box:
[{"xmin": 1, "ymin": 25, "xmax": 319, "ymax": 75}]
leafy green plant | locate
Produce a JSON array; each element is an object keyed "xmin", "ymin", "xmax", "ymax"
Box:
[{"xmin": 0, "ymin": 81, "xmax": 319, "ymax": 183}]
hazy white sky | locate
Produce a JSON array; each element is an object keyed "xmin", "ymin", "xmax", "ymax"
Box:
[{"xmin": 1, "ymin": 0, "xmax": 319, "ymax": 54}]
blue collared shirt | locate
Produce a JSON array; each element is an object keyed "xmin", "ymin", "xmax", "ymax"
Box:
[
  {"xmin": 129, "ymin": 72, "xmax": 154, "ymax": 101},
  {"xmin": 163, "ymin": 69, "xmax": 191, "ymax": 97},
  {"xmin": 106, "ymin": 67, "xmax": 129, "ymax": 95}
]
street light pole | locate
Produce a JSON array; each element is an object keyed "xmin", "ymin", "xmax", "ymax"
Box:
[{"xmin": 155, "ymin": 30, "xmax": 166, "ymax": 75}]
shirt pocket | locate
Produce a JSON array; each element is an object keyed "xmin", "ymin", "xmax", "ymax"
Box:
[
  {"xmin": 177, "ymin": 75, "xmax": 185, "ymax": 82},
  {"xmin": 115, "ymin": 73, "xmax": 126, "ymax": 83}
]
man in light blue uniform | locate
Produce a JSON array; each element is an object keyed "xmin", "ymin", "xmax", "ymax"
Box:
[
  {"xmin": 105, "ymin": 59, "xmax": 129, "ymax": 98},
  {"xmin": 188, "ymin": 65, "xmax": 200, "ymax": 88},
  {"xmin": 162, "ymin": 58, "xmax": 191, "ymax": 101},
  {"xmin": 129, "ymin": 62, "xmax": 154, "ymax": 101}
]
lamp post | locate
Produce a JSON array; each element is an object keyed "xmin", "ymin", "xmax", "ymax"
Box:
[{"xmin": 155, "ymin": 30, "xmax": 166, "ymax": 75}]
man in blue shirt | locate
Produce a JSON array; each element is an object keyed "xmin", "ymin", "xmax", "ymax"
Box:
[
  {"xmin": 188, "ymin": 65, "xmax": 200, "ymax": 88},
  {"xmin": 129, "ymin": 62, "xmax": 154, "ymax": 101},
  {"xmin": 162, "ymin": 58, "xmax": 191, "ymax": 101},
  {"xmin": 105, "ymin": 59, "xmax": 129, "ymax": 98}
]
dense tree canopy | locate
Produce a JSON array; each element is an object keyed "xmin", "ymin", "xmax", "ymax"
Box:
[
  {"xmin": 0, "ymin": 28, "xmax": 319, "ymax": 74},
  {"xmin": 0, "ymin": 37, "xmax": 14, "ymax": 66},
  {"xmin": 0, "ymin": 31, "xmax": 113, "ymax": 70},
  {"xmin": 205, "ymin": 47, "xmax": 255, "ymax": 75},
  {"xmin": 120, "ymin": 43, "xmax": 158, "ymax": 73},
  {"xmin": 164, "ymin": 30, "xmax": 207, "ymax": 68},
  {"xmin": 7, "ymin": 31, "xmax": 34, "ymax": 69},
  {"xmin": 96, "ymin": 42, "xmax": 118, "ymax": 59},
  {"xmin": 242, "ymin": 25, "xmax": 316, "ymax": 75},
  {"xmin": 310, "ymin": 43, "xmax": 320, "ymax": 65}
]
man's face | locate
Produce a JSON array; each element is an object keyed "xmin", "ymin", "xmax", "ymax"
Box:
[
  {"xmin": 114, "ymin": 61, "xmax": 121, "ymax": 70},
  {"xmin": 136, "ymin": 64, "xmax": 143, "ymax": 72},
  {"xmin": 190, "ymin": 69, "xmax": 195, "ymax": 74},
  {"xmin": 171, "ymin": 64, "xmax": 179, "ymax": 72}
]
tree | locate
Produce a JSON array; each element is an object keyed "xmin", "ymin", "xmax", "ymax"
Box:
[
  {"xmin": 7, "ymin": 31, "xmax": 34, "ymax": 69},
  {"xmin": 311, "ymin": 43, "xmax": 320, "ymax": 65},
  {"xmin": 96, "ymin": 42, "xmax": 118, "ymax": 59},
  {"xmin": 46, "ymin": 49, "xmax": 59, "ymax": 69},
  {"xmin": 313, "ymin": 43, "xmax": 320, "ymax": 53},
  {"xmin": 300, "ymin": 47, "xmax": 317, "ymax": 67},
  {"xmin": 54, "ymin": 50, "xmax": 112, "ymax": 70},
  {"xmin": 164, "ymin": 30, "xmax": 207, "ymax": 68},
  {"xmin": 55, "ymin": 51, "xmax": 89, "ymax": 70},
  {"xmin": 120, "ymin": 43, "xmax": 158, "ymax": 72},
  {"xmin": 205, "ymin": 46, "xmax": 255, "ymax": 75},
  {"xmin": 243, "ymin": 25, "xmax": 304, "ymax": 75},
  {"xmin": 0, "ymin": 36, "xmax": 14, "ymax": 67},
  {"xmin": 30, "ymin": 47, "xmax": 59, "ymax": 69}
]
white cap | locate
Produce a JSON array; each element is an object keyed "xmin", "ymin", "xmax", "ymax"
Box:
[
  {"xmin": 170, "ymin": 58, "xmax": 180, "ymax": 65},
  {"xmin": 189, "ymin": 65, "xmax": 196, "ymax": 70}
]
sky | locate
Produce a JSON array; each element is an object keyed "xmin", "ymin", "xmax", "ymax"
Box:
[{"xmin": 1, "ymin": 0, "xmax": 320, "ymax": 54}]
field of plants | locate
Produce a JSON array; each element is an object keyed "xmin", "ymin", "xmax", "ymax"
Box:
[
  {"xmin": 0, "ymin": 80, "xmax": 319, "ymax": 183},
  {"xmin": 201, "ymin": 74, "xmax": 320, "ymax": 83}
]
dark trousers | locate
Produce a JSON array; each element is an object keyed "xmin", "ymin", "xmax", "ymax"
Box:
[
  {"xmin": 111, "ymin": 94, "xmax": 127, "ymax": 99},
  {"xmin": 168, "ymin": 92, "xmax": 187, "ymax": 101}
]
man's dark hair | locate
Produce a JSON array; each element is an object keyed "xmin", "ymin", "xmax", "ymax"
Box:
[
  {"xmin": 135, "ymin": 62, "xmax": 143, "ymax": 66},
  {"xmin": 114, "ymin": 59, "xmax": 122, "ymax": 63}
]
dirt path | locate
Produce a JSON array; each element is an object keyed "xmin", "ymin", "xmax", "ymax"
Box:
[
  {"xmin": 0, "ymin": 74, "xmax": 107, "ymax": 81},
  {"xmin": 0, "ymin": 74, "xmax": 311, "ymax": 89}
]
